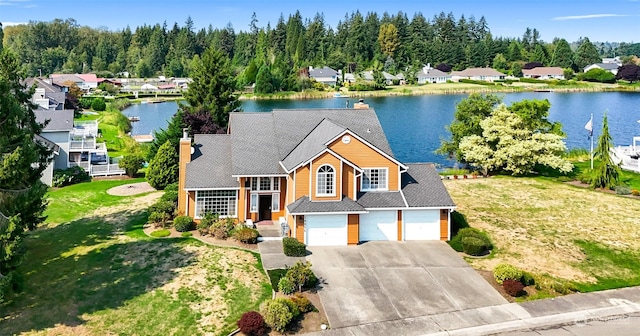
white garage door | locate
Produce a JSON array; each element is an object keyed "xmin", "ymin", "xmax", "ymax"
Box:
[
  {"xmin": 403, "ymin": 210, "xmax": 440, "ymax": 240},
  {"xmin": 305, "ymin": 214, "xmax": 348, "ymax": 246},
  {"xmin": 359, "ymin": 211, "xmax": 397, "ymax": 241}
]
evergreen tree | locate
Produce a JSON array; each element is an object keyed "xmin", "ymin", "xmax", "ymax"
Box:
[
  {"xmin": 255, "ymin": 64, "xmax": 274, "ymax": 93},
  {"xmin": 0, "ymin": 23, "xmax": 4, "ymax": 52},
  {"xmin": 574, "ymin": 37, "xmax": 601, "ymax": 71},
  {"xmin": 182, "ymin": 46, "xmax": 240, "ymax": 128},
  {"xmin": 591, "ymin": 113, "xmax": 620, "ymax": 189},
  {"xmin": 146, "ymin": 140, "xmax": 179, "ymax": 190},
  {"xmin": 0, "ymin": 50, "xmax": 51, "ymax": 301},
  {"xmin": 550, "ymin": 38, "xmax": 574, "ymax": 69}
]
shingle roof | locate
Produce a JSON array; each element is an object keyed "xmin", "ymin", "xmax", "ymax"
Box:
[
  {"xmin": 523, "ymin": 67, "xmax": 564, "ymax": 76},
  {"xmin": 34, "ymin": 134, "xmax": 60, "ymax": 154},
  {"xmin": 34, "ymin": 109, "xmax": 74, "ymax": 132},
  {"xmin": 417, "ymin": 68, "xmax": 450, "ymax": 78},
  {"xmin": 356, "ymin": 191, "xmax": 406, "ymax": 208},
  {"xmin": 281, "ymin": 119, "xmax": 346, "ymax": 171},
  {"xmin": 401, "ymin": 163, "xmax": 456, "ymax": 208},
  {"xmin": 229, "ymin": 113, "xmax": 283, "ymax": 175},
  {"xmin": 23, "ymin": 77, "xmax": 64, "ymax": 93},
  {"xmin": 451, "ymin": 68, "xmax": 505, "ymax": 77},
  {"xmin": 309, "ymin": 66, "xmax": 338, "ymax": 78},
  {"xmin": 185, "ymin": 134, "xmax": 238, "ymax": 189},
  {"xmin": 585, "ymin": 63, "xmax": 619, "ymax": 71},
  {"xmin": 287, "ymin": 196, "xmax": 365, "ymax": 214}
]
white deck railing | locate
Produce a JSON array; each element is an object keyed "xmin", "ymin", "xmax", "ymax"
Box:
[{"xmin": 69, "ymin": 162, "xmax": 125, "ymax": 176}]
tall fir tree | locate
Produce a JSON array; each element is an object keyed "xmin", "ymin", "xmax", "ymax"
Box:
[
  {"xmin": 591, "ymin": 113, "xmax": 621, "ymax": 189},
  {"xmin": 0, "ymin": 50, "xmax": 51, "ymax": 301},
  {"xmin": 550, "ymin": 38, "xmax": 574, "ymax": 69},
  {"xmin": 574, "ymin": 37, "xmax": 601, "ymax": 71}
]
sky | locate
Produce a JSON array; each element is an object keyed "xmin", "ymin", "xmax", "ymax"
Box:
[{"xmin": 1, "ymin": 0, "xmax": 639, "ymax": 43}]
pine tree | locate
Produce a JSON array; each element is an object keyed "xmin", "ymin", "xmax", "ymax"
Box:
[
  {"xmin": 591, "ymin": 113, "xmax": 620, "ymax": 189},
  {"xmin": 146, "ymin": 140, "xmax": 179, "ymax": 190},
  {"xmin": 574, "ymin": 37, "xmax": 601, "ymax": 71},
  {"xmin": 0, "ymin": 50, "xmax": 51, "ymax": 301},
  {"xmin": 550, "ymin": 38, "xmax": 574, "ymax": 69}
]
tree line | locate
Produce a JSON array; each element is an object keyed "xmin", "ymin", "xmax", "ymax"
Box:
[{"xmin": 2, "ymin": 12, "xmax": 639, "ymax": 88}]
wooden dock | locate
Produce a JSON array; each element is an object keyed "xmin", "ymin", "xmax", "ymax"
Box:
[{"xmin": 132, "ymin": 134, "xmax": 154, "ymax": 143}]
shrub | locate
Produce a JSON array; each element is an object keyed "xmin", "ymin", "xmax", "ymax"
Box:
[
  {"xmin": 261, "ymin": 298, "xmax": 294, "ymax": 332},
  {"xmin": 212, "ymin": 217, "xmax": 235, "ymax": 239},
  {"xmin": 290, "ymin": 293, "xmax": 314, "ymax": 313},
  {"xmin": 150, "ymin": 229, "xmax": 170, "ymax": 238},
  {"xmin": 614, "ymin": 185, "xmax": 632, "ymax": 195},
  {"xmin": 521, "ymin": 271, "xmax": 536, "ymax": 286},
  {"xmin": 286, "ymin": 261, "xmax": 317, "ymax": 292},
  {"xmin": 148, "ymin": 199, "xmax": 176, "ymax": 227},
  {"xmin": 494, "ymin": 264, "xmax": 523, "ymax": 284},
  {"xmin": 91, "ymin": 98, "xmax": 107, "ymax": 111},
  {"xmin": 181, "ymin": 232, "xmax": 192, "ymax": 237},
  {"xmin": 52, "ymin": 166, "xmax": 91, "ymax": 187},
  {"xmin": 118, "ymin": 154, "xmax": 144, "ymax": 177},
  {"xmin": 578, "ymin": 168, "xmax": 595, "ymax": 185},
  {"xmin": 283, "ymin": 298, "xmax": 301, "ymax": 318},
  {"xmin": 234, "ymin": 227, "xmax": 259, "ymax": 244},
  {"xmin": 197, "ymin": 213, "xmax": 217, "ymax": 235},
  {"xmin": 160, "ymin": 182, "xmax": 179, "ymax": 203},
  {"xmin": 146, "ymin": 140, "xmax": 178, "ymax": 190},
  {"xmin": 461, "ymin": 236, "xmax": 487, "ymax": 256},
  {"xmin": 503, "ymin": 279, "xmax": 525, "ymax": 297},
  {"xmin": 283, "ymin": 237, "xmax": 306, "ymax": 257},
  {"xmin": 449, "ymin": 227, "xmax": 493, "ymax": 252},
  {"xmin": 278, "ymin": 276, "xmax": 295, "ymax": 294},
  {"xmin": 148, "ymin": 211, "xmax": 171, "ymax": 228},
  {"xmin": 237, "ymin": 311, "xmax": 266, "ymax": 336},
  {"xmin": 173, "ymin": 216, "xmax": 195, "ymax": 232}
]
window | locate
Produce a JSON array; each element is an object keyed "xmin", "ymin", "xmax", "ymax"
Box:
[
  {"xmin": 251, "ymin": 178, "xmax": 257, "ymax": 191},
  {"xmin": 362, "ymin": 168, "xmax": 388, "ymax": 191},
  {"xmin": 259, "ymin": 177, "xmax": 271, "ymax": 191},
  {"xmin": 250, "ymin": 193, "xmax": 258, "ymax": 213},
  {"xmin": 272, "ymin": 192, "xmax": 280, "ymax": 212},
  {"xmin": 273, "ymin": 178, "xmax": 279, "ymax": 191},
  {"xmin": 250, "ymin": 177, "xmax": 279, "ymax": 191},
  {"xmin": 195, "ymin": 190, "xmax": 237, "ymax": 218},
  {"xmin": 316, "ymin": 165, "xmax": 335, "ymax": 196}
]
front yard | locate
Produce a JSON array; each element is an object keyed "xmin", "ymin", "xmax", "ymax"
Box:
[
  {"xmin": 445, "ymin": 176, "xmax": 640, "ymax": 294},
  {"xmin": 0, "ymin": 179, "xmax": 271, "ymax": 336}
]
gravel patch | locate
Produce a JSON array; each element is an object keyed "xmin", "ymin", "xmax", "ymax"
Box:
[{"xmin": 106, "ymin": 182, "xmax": 156, "ymax": 196}]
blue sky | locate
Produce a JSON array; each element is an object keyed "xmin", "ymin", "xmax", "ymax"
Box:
[{"xmin": 1, "ymin": 0, "xmax": 639, "ymax": 43}]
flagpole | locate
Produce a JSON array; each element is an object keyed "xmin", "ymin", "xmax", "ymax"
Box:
[{"xmin": 590, "ymin": 113, "xmax": 594, "ymax": 170}]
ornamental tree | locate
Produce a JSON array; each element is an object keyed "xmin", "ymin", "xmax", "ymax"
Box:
[
  {"xmin": 459, "ymin": 104, "xmax": 573, "ymax": 175},
  {"xmin": 146, "ymin": 140, "xmax": 178, "ymax": 190},
  {"xmin": 0, "ymin": 50, "xmax": 51, "ymax": 301},
  {"xmin": 616, "ymin": 63, "xmax": 640, "ymax": 82},
  {"xmin": 591, "ymin": 113, "xmax": 620, "ymax": 189}
]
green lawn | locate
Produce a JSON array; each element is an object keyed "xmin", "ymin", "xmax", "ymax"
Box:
[
  {"xmin": 445, "ymin": 176, "xmax": 640, "ymax": 296},
  {"xmin": 2, "ymin": 179, "xmax": 272, "ymax": 336},
  {"xmin": 571, "ymin": 159, "xmax": 640, "ymax": 190}
]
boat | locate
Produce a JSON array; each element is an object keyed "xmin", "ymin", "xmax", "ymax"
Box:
[
  {"xmin": 334, "ymin": 93, "xmax": 350, "ymax": 98},
  {"xmin": 128, "ymin": 116, "xmax": 140, "ymax": 122}
]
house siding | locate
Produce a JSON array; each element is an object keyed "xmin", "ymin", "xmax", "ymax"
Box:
[
  {"xmin": 440, "ymin": 209, "xmax": 449, "ymax": 241},
  {"xmin": 397, "ymin": 210, "xmax": 403, "ymax": 241},
  {"xmin": 42, "ymin": 131, "xmax": 70, "ymax": 170},
  {"xmin": 347, "ymin": 214, "xmax": 359, "ymax": 245},
  {"xmin": 342, "ymin": 163, "xmax": 355, "ymax": 199},
  {"xmin": 295, "ymin": 215, "xmax": 305, "ymax": 242},
  {"xmin": 310, "ymin": 152, "xmax": 342, "ymax": 201},
  {"xmin": 328, "ymin": 136, "xmax": 399, "ymax": 191},
  {"xmin": 177, "ymin": 138, "xmax": 191, "ymax": 215},
  {"xmin": 295, "ymin": 165, "xmax": 310, "ymax": 200},
  {"xmin": 238, "ymin": 177, "xmax": 247, "ymax": 221}
]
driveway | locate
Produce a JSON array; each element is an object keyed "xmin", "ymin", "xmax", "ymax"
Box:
[{"xmin": 307, "ymin": 241, "xmax": 507, "ymax": 329}]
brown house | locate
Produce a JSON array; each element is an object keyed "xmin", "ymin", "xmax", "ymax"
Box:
[{"xmin": 178, "ymin": 108, "xmax": 456, "ymax": 246}]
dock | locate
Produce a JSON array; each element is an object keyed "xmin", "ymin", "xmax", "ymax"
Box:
[
  {"xmin": 133, "ymin": 134, "xmax": 154, "ymax": 143},
  {"xmin": 128, "ymin": 116, "xmax": 140, "ymax": 122}
]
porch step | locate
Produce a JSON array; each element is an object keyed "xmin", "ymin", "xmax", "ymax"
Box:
[{"xmin": 258, "ymin": 236, "xmax": 284, "ymax": 242}]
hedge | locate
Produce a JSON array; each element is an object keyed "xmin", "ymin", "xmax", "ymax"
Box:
[{"xmin": 283, "ymin": 237, "xmax": 306, "ymax": 257}]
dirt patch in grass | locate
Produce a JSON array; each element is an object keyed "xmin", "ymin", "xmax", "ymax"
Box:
[
  {"xmin": 445, "ymin": 177, "xmax": 640, "ymax": 283},
  {"xmin": 106, "ymin": 182, "xmax": 156, "ymax": 196}
]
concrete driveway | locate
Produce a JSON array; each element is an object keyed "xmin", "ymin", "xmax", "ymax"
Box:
[{"xmin": 307, "ymin": 241, "xmax": 507, "ymax": 329}]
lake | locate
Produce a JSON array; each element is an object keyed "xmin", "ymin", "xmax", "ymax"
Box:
[{"xmin": 122, "ymin": 92, "xmax": 640, "ymax": 166}]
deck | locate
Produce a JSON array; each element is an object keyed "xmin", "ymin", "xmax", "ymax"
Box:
[{"xmin": 611, "ymin": 146, "xmax": 640, "ymax": 173}]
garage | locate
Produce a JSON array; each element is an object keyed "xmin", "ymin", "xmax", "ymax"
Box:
[
  {"xmin": 359, "ymin": 211, "xmax": 397, "ymax": 241},
  {"xmin": 305, "ymin": 214, "xmax": 348, "ymax": 246},
  {"xmin": 403, "ymin": 210, "xmax": 440, "ymax": 240}
]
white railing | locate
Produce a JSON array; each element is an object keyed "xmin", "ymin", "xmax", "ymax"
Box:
[
  {"xmin": 90, "ymin": 164, "xmax": 125, "ymax": 176},
  {"xmin": 69, "ymin": 139, "xmax": 97, "ymax": 150},
  {"xmin": 72, "ymin": 121, "xmax": 99, "ymax": 137},
  {"xmin": 69, "ymin": 161, "xmax": 90, "ymax": 170}
]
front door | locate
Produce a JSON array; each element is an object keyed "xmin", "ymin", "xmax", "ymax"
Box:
[{"xmin": 259, "ymin": 195, "xmax": 272, "ymax": 221}]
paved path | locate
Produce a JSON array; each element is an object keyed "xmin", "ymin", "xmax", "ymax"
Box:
[
  {"xmin": 258, "ymin": 240, "xmax": 306, "ymax": 270},
  {"xmin": 303, "ymin": 286, "xmax": 640, "ymax": 336}
]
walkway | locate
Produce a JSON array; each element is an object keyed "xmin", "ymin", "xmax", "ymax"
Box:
[
  {"xmin": 303, "ymin": 286, "xmax": 640, "ymax": 336},
  {"xmin": 258, "ymin": 240, "xmax": 306, "ymax": 270}
]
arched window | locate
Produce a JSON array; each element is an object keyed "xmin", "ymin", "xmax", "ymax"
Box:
[{"xmin": 316, "ymin": 165, "xmax": 335, "ymax": 196}]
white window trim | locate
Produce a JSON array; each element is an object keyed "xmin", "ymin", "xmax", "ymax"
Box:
[
  {"xmin": 250, "ymin": 177, "xmax": 280, "ymax": 192},
  {"xmin": 194, "ymin": 190, "xmax": 238, "ymax": 219},
  {"xmin": 250, "ymin": 193, "xmax": 258, "ymax": 213},
  {"xmin": 272, "ymin": 192, "xmax": 280, "ymax": 212},
  {"xmin": 316, "ymin": 164, "xmax": 336, "ymax": 197},
  {"xmin": 361, "ymin": 167, "xmax": 389, "ymax": 191}
]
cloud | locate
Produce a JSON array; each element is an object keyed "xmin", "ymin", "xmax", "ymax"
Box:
[
  {"xmin": 0, "ymin": 0, "xmax": 30, "ymax": 4},
  {"xmin": 1, "ymin": 21, "xmax": 28, "ymax": 26},
  {"xmin": 553, "ymin": 14, "xmax": 629, "ymax": 20}
]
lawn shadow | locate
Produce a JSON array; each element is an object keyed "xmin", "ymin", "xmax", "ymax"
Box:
[{"xmin": 0, "ymin": 209, "xmax": 197, "ymax": 335}]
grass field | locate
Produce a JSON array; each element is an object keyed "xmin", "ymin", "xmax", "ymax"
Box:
[
  {"xmin": 445, "ymin": 176, "xmax": 640, "ymax": 294},
  {"xmin": 1, "ymin": 180, "xmax": 271, "ymax": 336}
]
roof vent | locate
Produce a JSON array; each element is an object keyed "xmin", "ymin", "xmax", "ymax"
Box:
[{"xmin": 366, "ymin": 128, "xmax": 371, "ymax": 133}]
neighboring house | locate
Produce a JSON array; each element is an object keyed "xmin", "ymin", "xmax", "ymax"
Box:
[
  {"xmin": 382, "ymin": 72, "xmax": 397, "ymax": 85},
  {"xmin": 602, "ymin": 56, "xmax": 622, "ymax": 66},
  {"xmin": 343, "ymin": 73, "xmax": 356, "ymax": 85},
  {"xmin": 24, "ymin": 77, "xmax": 68, "ymax": 110},
  {"xmin": 451, "ymin": 67, "xmax": 506, "ymax": 82},
  {"xmin": 522, "ymin": 67, "xmax": 565, "ymax": 80},
  {"xmin": 309, "ymin": 66, "xmax": 339, "ymax": 86},
  {"xmin": 51, "ymin": 73, "xmax": 98, "ymax": 92},
  {"xmin": 584, "ymin": 63, "xmax": 619, "ymax": 75},
  {"xmin": 416, "ymin": 65, "xmax": 451, "ymax": 84},
  {"xmin": 34, "ymin": 109, "xmax": 74, "ymax": 186},
  {"xmin": 177, "ymin": 108, "xmax": 456, "ymax": 246}
]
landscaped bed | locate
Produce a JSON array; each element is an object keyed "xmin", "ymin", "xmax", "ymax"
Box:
[
  {"xmin": 445, "ymin": 176, "xmax": 640, "ymax": 298},
  {"xmin": 0, "ymin": 179, "xmax": 272, "ymax": 336}
]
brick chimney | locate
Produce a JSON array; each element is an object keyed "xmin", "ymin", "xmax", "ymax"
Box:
[{"xmin": 177, "ymin": 128, "xmax": 191, "ymax": 215}]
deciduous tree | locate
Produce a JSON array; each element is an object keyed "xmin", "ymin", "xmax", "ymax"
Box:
[
  {"xmin": 616, "ymin": 63, "xmax": 640, "ymax": 82},
  {"xmin": 378, "ymin": 23, "xmax": 399, "ymax": 58}
]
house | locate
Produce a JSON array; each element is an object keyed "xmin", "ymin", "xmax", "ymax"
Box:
[
  {"xmin": 24, "ymin": 77, "xmax": 68, "ymax": 110},
  {"xmin": 177, "ymin": 108, "xmax": 456, "ymax": 246},
  {"xmin": 522, "ymin": 67, "xmax": 565, "ymax": 80},
  {"xmin": 602, "ymin": 56, "xmax": 622, "ymax": 66},
  {"xmin": 309, "ymin": 66, "xmax": 339, "ymax": 86},
  {"xmin": 450, "ymin": 67, "xmax": 505, "ymax": 82},
  {"xmin": 343, "ymin": 73, "xmax": 356, "ymax": 85},
  {"xmin": 584, "ymin": 63, "xmax": 619, "ymax": 75},
  {"xmin": 417, "ymin": 65, "xmax": 451, "ymax": 84},
  {"xmin": 34, "ymin": 109, "xmax": 74, "ymax": 186},
  {"xmin": 34, "ymin": 109, "xmax": 125, "ymax": 184},
  {"xmin": 50, "ymin": 73, "xmax": 99, "ymax": 92}
]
